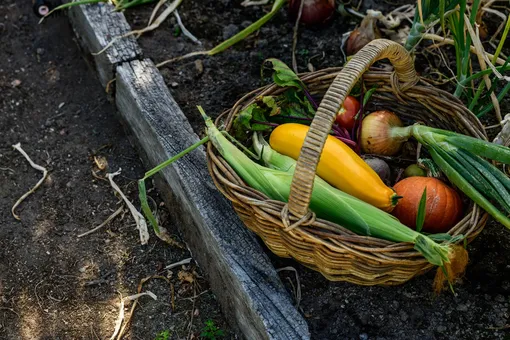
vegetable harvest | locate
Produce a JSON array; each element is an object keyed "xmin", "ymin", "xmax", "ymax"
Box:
[
  {"xmin": 269, "ymin": 123, "xmax": 400, "ymax": 211},
  {"xmin": 360, "ymin": 110, "xmax": 510, "ymax": 228},
  {"xmin": 196, "ymin": 108, "xmax": 454, "ymax": 268}
]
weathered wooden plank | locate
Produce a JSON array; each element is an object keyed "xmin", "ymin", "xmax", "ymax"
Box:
[
  {"xmin": 68, "ymin": 2, "xmax": 142, "ymax": 87},
  {"xmin": 115, "ymin": 59, "xmax": 310, "ymax": 340}
]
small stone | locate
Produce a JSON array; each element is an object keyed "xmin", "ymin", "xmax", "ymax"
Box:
[
  {"xmin": 495, "ymin": 295, "xmax": 505, "ymax": 303},
  {"xmin": 256, "ymin": 39, "xmax": 268, "ymax": 48},
  {"xmin": 194, "ymin": 59, "xmax": 204, "ymax": 74},
  {"xmin": 495, "ymin": 318, "xmax": 506, "ymax": 327},
  {"xmin": 174, "ymin": 42, "xmax": 185, "ymax": 53},
  {"xmin": 11, "ymin": 79, "xmax": 21, "ymax": 87},
  {"xmin": 359, "ymin": 333, "xmax": 368, "ymax": 340},
  {"xmin": 171, "ymin": 82, "xmax": 178, "ymax": 88},
  {"xmin": 399, "ymin": 310, "xmax": 408, "ymax": 322},
  {"xmin": 66, "ymin": 181, "xmax": 73, "ymax": 188},
  {"xmin": 456, "ymin": 304, "xmax": 468, "ymax": 312},
  {"xmin": 58, "ymin": 102, "xmax": 65, "ymax": 109},
  {"xmin": 240, "ymin": 20, "xmax": 252, "ymax": 29},
  {"xmin": 223, "ymin": 24, "xmax": 239, "ymax": 40},
  {"xmin": 436, "ymin": 325, "xmax": 447, "ymax": 333},
  {"xmin": 36, "ymin": 48, "xmax": 45, "ymax": 55}
]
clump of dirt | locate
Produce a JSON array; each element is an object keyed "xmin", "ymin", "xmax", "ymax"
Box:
[
  {"xmin": 124, "ymin": 1, "xmax": 510, "ymax": 339},
  {"xmin": 0, "ymin": 1, "xmax": 230, "ymax": 339}
]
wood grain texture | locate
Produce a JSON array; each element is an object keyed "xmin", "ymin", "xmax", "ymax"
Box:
[
  {"xmin": 68, "ymin": 2, "xmax": 142, "ymax": 87},
  {"xmin": 115, "ymin": 59, "xmax": 310, "ymax": 340}
]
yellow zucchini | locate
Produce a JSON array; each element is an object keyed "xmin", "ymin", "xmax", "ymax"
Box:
[{"xmin": 269, "ymin": 123, "xmax": 399, "ymax": 211}]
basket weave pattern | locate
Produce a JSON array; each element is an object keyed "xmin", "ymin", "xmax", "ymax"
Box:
[{"xmin": 206, "ymin": 40, "xmax": 487, "ymax": 285}]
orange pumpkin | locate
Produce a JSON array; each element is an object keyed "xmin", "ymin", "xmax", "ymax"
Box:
[{"xmin": 392, "ymin": 177, "xmax": 463, "ymax": 233}]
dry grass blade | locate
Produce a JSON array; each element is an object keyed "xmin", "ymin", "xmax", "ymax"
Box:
[
  {"xmin": 174, "ymin": 9, "xmax": 201, "ymax": 45},
  {"xmin": 148, "ymin": 0, "xmax": 167, "ymax": 27},
  {"xmin": 463, "ymin": 13, "xmax": 502, "ymax": 121},
  {"xmin": 0, "ymin": 167, "xmax": 15, "ymax": 173},
  {"xmin": 164, "ymin": 257, "xmax": 192, "ymax": 270},
  {"xmin": 422, "ymin": 33, "xmax": 507, "ymax": 65},
  {"xmin": 77, "ymin": 205, "xmax": 124, "ymax": 238},
  {"xmin": 481, "ymin": 3, "xmax": 507, "ymax": 41},
  {"xmin": 93, "ymin": 0, "xmax": 183, "ymax": 55},
  {"xmin": 107, "ymin": 169, "xmax": 150, "ymax": 245},
  {"xmin": 116, "ymin": 277, "xmax": 168, "ymax": 340},
  {"xmin": 291, "ymin": 0, "xmax": 305, "ymax": 73},
  {"xmin": 241, "ymin": 0, "xmax": 270, "ymax": 6},
  {"xmin": 111, "ymin": 289, "xmax": 158, "ymax": 340},
  {"xmin": 493, "ymin": 114, "xmax": 510, "ymax": 145},
  {"xmin": 11, "ymin": 143, "xmax": 48, "ymax": 220},
  {"xmin": 276, "ymin": 266, "xmax": 302, "ymax": 308},
  {"xmin": 110, "ymin": 292, "xmax": 125, "ymax": 340}
]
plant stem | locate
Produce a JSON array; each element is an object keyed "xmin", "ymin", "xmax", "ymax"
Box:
[
  {"xmin": 454, "ymin": 63, "xmax": 510, "ymax": 97},
  {"xmin": 142, "ymin": 136, "xmax": 209, "ymax": 180},
  {"xmin": 252, "ymin": 120, "xmax": 280, "ymax": 127},
  {"xmin": 477, "ymin": 82, "xmax": 510, "ymax": 117},
  {"xmin": 422, "ymin": 34, "xmax": 507, "ymax": 66},
  {"xmin": 389, "ymin": 125, "xmax": 414, "ymax": 140},
  {"xmin": 39, "ymin": 0, "xmax": 103, "ymax": 22},
  {"xmin": 303, "ymin": 91, "xmax": 318, "ymax": 110},
  {"xmin": 492, "ymin": 17, "xmax": 510, "ymax": 64},
  {"xmin": 275, "ymin": 115, "xmax": 313, "ymax": 121},
  {"xmin": 208, "ymin": 0, "xmax": 288, "ymax": 56}
]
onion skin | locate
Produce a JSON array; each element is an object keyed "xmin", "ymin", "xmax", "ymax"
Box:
[
  {"xmin": 392, "ymin": 177, "xmax": 463, "ymax": 233},
  {"xmin": 361, "ymin": 110, "xmax": 407, "ymax": 156},
  {"xmin": 288, "ymin": 0, "xmax": 335, "ymax": 26},
  {"xmin": 346, "ymin": 14, "xmax": 381, "ymax": 55}
]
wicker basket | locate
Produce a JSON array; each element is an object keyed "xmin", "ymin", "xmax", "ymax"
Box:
[{"xmin": 206, "ymin": 39, "xmax": 488, "ymax": 285}]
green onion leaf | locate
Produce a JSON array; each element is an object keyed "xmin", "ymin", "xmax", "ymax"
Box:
[
  {"xmin": 138, "ymin": 179, "xmax": 160, "ymax": 233},
  {"xmin": 446, "ymin": 135, "xmax": 510, "ymax": 164},
  {"xmin": 428, "ymin": 144, "xmax": 510, "ymax": 229},
  {"xmin": 456, "ymin": 149, "xmax": 510, "ymax": 214}
]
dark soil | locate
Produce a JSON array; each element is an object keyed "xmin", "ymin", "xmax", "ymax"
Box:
[
  {"xmin": 0, "ymin": 1, "xmax": 231, "ymax": 339},
  {"xmin": 124, "ymin": 1, "xmax": 510, "ymax": 339}
]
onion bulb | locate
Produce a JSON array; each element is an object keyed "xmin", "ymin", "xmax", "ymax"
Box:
[
  {"xmin": 288, "ymin": 0, "xmax": 335, "ymax": 26},
  {"xmin": 346, "ymin": 14, "xmax": 381, "ymax": 55},
  {"xmin": 360, "ymin": 110, "xmax": 410, "ymax": 156}
]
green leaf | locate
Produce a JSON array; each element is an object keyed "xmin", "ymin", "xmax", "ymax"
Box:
[
  {"xmin": 363, "ymin": 86, "xmax": 378, "ymax": 106},
  {"xmin": 138, "ymin": 179, "xmax": 160, "ymax": 234},
  {"xmin": 439, "ymin": 0, "xmax": 446, "ymax": 33},
  {"xmin": 280, "ymin": 88, "xmax": 315, "ymax": 118},
  {"xmin": 416, "ymin": 187, "xmax": 427, "ymax": 232},
  {"xmin": 261, "ymin": 96, "xmax": 281, "ymax": 116},
  {"xmin": 265, "ymin": 58, "xmax": 304, "ymax": 89},
  {"xmin": 233, "ymin": 103, "xmax": 272, "ymax": 136}
]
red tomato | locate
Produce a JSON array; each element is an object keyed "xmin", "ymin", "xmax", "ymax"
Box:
[{"xmin": 335, "ymin": 96, "xmax": 360, "ymax": 130}]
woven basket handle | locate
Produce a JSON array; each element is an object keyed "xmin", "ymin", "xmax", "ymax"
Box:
[{"xmin": 286, "ymin": 39, "xmax": 419, "ymax": 219}]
